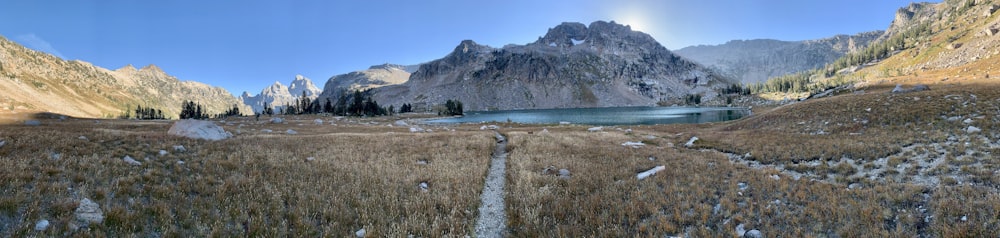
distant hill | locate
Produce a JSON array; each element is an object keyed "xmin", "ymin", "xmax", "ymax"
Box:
[
  {"xmin": 369, "ymin": 21, "xmax": 735, "ymax": 111},
  {"xmin": 674, "ymin": 31, "xmax": 882, "ymax": 84},
  {"xmin": 0, "ymin": 36, "xmax": 249, "ymax": 118}
]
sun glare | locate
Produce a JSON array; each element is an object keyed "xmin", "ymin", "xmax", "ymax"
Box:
[{"xmin": 612, "ymin": 6, "xmax": 652, "ymax": 33}]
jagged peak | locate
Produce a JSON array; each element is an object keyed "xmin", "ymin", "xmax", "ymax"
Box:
[
  {"xmin": 116, "ymin": 64, "xmax": 138, "ymax": 72},
  {"xmin": 368, "ymin": 63, "xmax": 406, "ymax": 70},
  {"xmin": 294, "ymin": 74, "xmax": 308, "ymax": 81}
]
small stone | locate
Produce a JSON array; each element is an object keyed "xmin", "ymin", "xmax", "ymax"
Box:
[
  {"xmin": 24, "ymin": 120, "xmax": 41, "ymax": 126},
  {"xmin": 314, "ymin": 119, "xmax": 324, "ymax": 125},
  {"xmin": 737, "ymin": 182, "xmax": 749, "ymax": 191},
  {"xmin": 540, "ymin": 128, "xmax": 550, "ymax": 134},
  {"xmin": 963, "ymin": 118, "xmax": 973, "ymax": 124},
  {"xmin": 394, "ymin": 120, "xmax": 409, "ymax": 126},
  {"xmin": 418, "ymin": 182, "xmax": 429, "ymax": 191},
  {"xmin": 159, "ymin": 150, "xmax": 168, "ymax": 156},
  {"xmin": 487, "ymin": 125, "xmax": 500, "ymax": 130},
  {"xmin": 78, "ymin": 136, "xmax": 88, "ymax": 140},
  {"xmin": 270, "ymin": 117, "xmax": 284, "ymax": 124},
  {"xmin": 305, "ymin": 157, "xmax": 315, "ymax": 162},
  {"xmin": 769, "ymin": 174, "xmax": 780, "ymax": 180},
  {"xmin": 558, "ymin": 169, "xmax": 571, "ymax": 178},
  {"xmin": 967, "ymin": 126, "xmax": 982, "ymax": 133},
  {"xmin": 587, "ymin": 126, "xmax": 603, "ymax": 132},
  {"xmin": 173, "ymin": 145, "xmax": 186, "ymax": 152},
  {"xmin": 961, "ymin": 215, "xmax": 968, "ymax": 221},
  {"xmin": 286, "ymin": 129, "xmax": 298, "ymax": 135},
  {"xmin": 559, "ymin": 121, "xmax": 571, "ymax": 125},
  {"xmin": 123, "ymin": 156, "xmax": 141, "ymax": 166},
  {"xmin": 409, "ymin": 127, "xmax": 424, "ymax": 133},
  {"xmin": 744, "ymin": 229, "xmax": 762, "ymax": 238},
  {"xmin": 75, "ymin": 198, "xmax": 104, "ymax": 224},
  {"xmin": 0, "ymin": 140, "xmax": 5, "ymax": 148},
  {"xmin": 261, "ymin": 129, "xmax": 273, "ymax": 133},
  {"xmin": 685, "ymin": 136, "xmax": 699, "ymax": 147},
  {"xmin": 848, "ymin": 183, "xmax": 862, "ymax": 189},
  {"xmin": 356, "ymin": 228, "xmax": 366, "ymax": 238},
  {"xmin": 177, "ymin": 160, "xmax": 185, "ymax": 165},
  {"xmin": 416, "ymin": 159, "xmax": 428, "ymax": 165},
  {"xmin": 34, "ymin": 219, "xmax": 49, "ymax": 231}
]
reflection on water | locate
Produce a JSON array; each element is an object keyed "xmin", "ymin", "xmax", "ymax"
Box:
[{"xmin": 426, "ymin": 106, "xmax": 749, "ymax": 125}]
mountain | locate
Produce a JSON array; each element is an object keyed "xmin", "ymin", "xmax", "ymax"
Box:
[
  {"xmin": 674, "ymin": 31, "xmax": 882, "ymax": 84},
  {"xmin": 240, "ymin": 75, "xmax": 321, "ymax": 114},
  {"xmin": 368, "ymin": 21, "xmax": 734, "ymax": 111},
  {"xmin": 0, "ymin": 35, "xmax": 249, "ymax": 118},
  {"xmin": 316, "ymin": 63, "xmax": 414, "ymax": 103}
]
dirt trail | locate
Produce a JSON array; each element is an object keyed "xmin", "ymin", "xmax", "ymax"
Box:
[{"xmin": 475, "ymin": 131, "xmax": 508, "ymax": 237}]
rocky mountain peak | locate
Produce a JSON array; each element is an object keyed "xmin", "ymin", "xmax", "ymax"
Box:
[
  {"xmin": 140, "ymin": 64, "xmax": 163, "ymax": 73},
  {"xmin": 116, "ymin": 64, "xmax": 138, "ymax": 72},
  {"xmin": 288, "ymin": 75, "xmax": 321, "ymax": 97}
]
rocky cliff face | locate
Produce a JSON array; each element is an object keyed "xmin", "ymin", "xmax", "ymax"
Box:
[
  {"xmin": 674, "ymin": 31, "xmax": 883, "ymax": 84},
  {"xmin": 240, "ymin": 75, "xmax": 321, "ymax": 114},
  {"xmin": 0, "ymin": 35, "xmax": 248, "ymax": 118},
  {"xmin": 317, "ymin": 64, "xmax": 413, "ymax": 103},
  {"xmin": 371, "ymin": 21, "xmax": 733, "ymax": 111}
]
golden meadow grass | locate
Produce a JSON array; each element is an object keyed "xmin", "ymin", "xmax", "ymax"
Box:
[{"xmin": 1, "ymin": 81, "xmax": 999, "ymax": 237}]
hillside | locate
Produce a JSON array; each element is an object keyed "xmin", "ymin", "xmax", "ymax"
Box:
[
  {"xmin": 371, "ymin": 21, "xmax": 734, "ymax": 111},
  {"xmin": 674, "ymin": 31, "xmax": 882, "ymax": 84},
  {"xmin": 316, "ymin": 64, "xmax": 413, "ymax": 104},
  {"xmin": 0, "ymin": 36, "xmax": 249, "ymax": 119}
]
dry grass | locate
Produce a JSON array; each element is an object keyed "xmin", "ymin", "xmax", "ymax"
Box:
[{"xmin": 0, "ymin": 115, "xmax": 493, "ymax": 237}]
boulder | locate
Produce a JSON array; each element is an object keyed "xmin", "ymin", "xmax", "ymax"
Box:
[
  {"xmin": 587, "ymin": 126, "xmax": 603, "ymax": 132},
  {"xmin": 967, "ymin": 126, "xmax": 982, "ymax": 133},
  {"xmin": 355, "ymin": 228, "xmax": 366, "ymax": 238},
  {"xmin": 636, "ymin": 165, "xmax": 665, "ymax": 180},
  {"xmin": 286, "ymin": 129, "xmax": 298, "ymax": 135},
  {"xmin": 167, "ymin": 120, "xmax": 232, "ymax": 141},
  {"xmin": 912, "ymin": 84, "xmax": 930, "ymax": 92},
  {"xmin": 159, "ymin": 150, "xmax": 168, "ymax": 156},
  {"xmin": 409, "ymin": 127, "xmax": 425, "ymax": 133},
  {"xmin": 394, "ymin": 120, "xmax": 409, "ymax": 126},
  {"xmin": 621, "ymin": 141, "xmax": 645, "ymax": 148},
  {"xmin": 75, "ymin": 198, "xmax": 104, "ymax": 224},
  {"xmin": 558, "ymin": 169, "xmax": 571, "ymax": 178},
  {"xmin": 744, "ymin": 229, "xmax": 762, "ymax": 238},
  {"xmin": 487, "ymin": 125, "xmax": 500, "ymax": 130},
  {"xmin": 24, "ymin": 120, "xmax": 41, "ymax": 126},
  {"xmin": 261, "ymin": 129, "xmax": 273, "ymax": 133}
]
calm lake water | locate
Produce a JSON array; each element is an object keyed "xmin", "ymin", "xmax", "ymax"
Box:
[{"xmin": 426, "ymin": 106, "xmax": 750, "ymax": 126}]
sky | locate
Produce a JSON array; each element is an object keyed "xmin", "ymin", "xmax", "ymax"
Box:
[{"xmin": 0, "ymin": 0, "xmax": 927, "ymax": 96}]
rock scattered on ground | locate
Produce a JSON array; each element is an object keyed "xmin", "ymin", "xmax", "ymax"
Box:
[
  {"xmin": 286, "ymin": 129, "xmax": 298, "ymax": 135},
  {"xmin": 159, "ymin": 150, "xmax": 168, "ymax": 156},
  {"xmin": 24, "ymin": 120, "xmax": 41, "ymax": 126},
  {"xmin": 967, "ymin": 126, "xmax": 981, "ymax": 133},
  {"xmin": 744, "ymin": 229, "xmax": 762, "ymax": 238},
  {"xmin": 587, "ymin": 126, "xmax": 603, "ymax": 132},
  {"xmin": 167, "ymin": 119, "xmax": 232, "ymax": 141},
  {"xmin": 75, "ymin": 198, "xmax": 104, "ymax": 225},
  {"xmin": 34, "ymin": 219, "xmax": 49, "ymax": 231},
  {"xmin": 355, "ymin": 228, "xmax": 366, "ymax": 238},
  {"xmin": 410, "ymin": 127, "xmax": 425, "ymax": 133},
  {"xmin": 621, "ymin": 141, "xmax": 645, "ymax": 148},
  {"xmin": 270, "ymin": 117, "xmax": 284, "ymax": 124},
  {"xmin": 261, "ymin": 129, "xmax": 273, "ymax": 133},
  {"xmin": 418, "ymin": 182, "xmax": 429, "ymax": 192},
  {"xmin": 0, "ymin": 140, "xmax": 5, "ymax": 148},
  {"xmin": 78, "ymin": 136, "xmax": 87, "ymax": 140},
  {"xmin": 892, "ymin": 84, "xmax": 930, "ymax": 93},
  {"xmin": 558, "ymin": 169, "xmax": 571, "ymax": 179},
  {"xmin": 738, "ymin": 182, "xmax": 749, "ymax": 191},
  {"xmin": 123, "ymin": 155, "xmax": 142, "ymax": 166},
  {"xmin": 416, "ymin": 159, "xmax": 429, "ymax": 165},
  {"xmin": 685, "ymin": 136, "xmax": 699, "ymax": 147},
  {"xmin": 305, "ymin": 157, "xmax": 315, "ymax": 162},
  {"xmin": 394, "ymin": 120, "xmax": 409, "ymax": 126},
  {"xmin": 314, "ymin": 119, "xmax": 323, "ymax": 125},
  {"xmin": 173, "ymin": 145, "xmax": 186, "ymax": 152},
  {"xmin": 540, "ymin": 128, "xmax": 550, "ymax": 134},
  {"xmin": 637, "ymin": 165, "xmax": 665, "ymax": 180}
]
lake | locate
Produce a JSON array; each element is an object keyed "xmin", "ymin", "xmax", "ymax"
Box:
[{"xmin": 425, "ymin": 106, "xmax": 750, "ymax": 126}]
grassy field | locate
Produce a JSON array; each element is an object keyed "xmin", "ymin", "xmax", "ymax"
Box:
[{"xmin": 2, "ymin": 80, "xmax": 1000, "ymax": 237}]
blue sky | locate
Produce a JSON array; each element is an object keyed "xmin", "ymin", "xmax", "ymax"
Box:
[{"xmin": 0, "ymin": 0, "xmax": 926, "ymax": 96}]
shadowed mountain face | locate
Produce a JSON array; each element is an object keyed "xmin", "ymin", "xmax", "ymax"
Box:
[
  {"xmin": 316, "ymin": 64, "xmax": 414, "ymax": 105},
  {"xmin": 369, "ymin": 21, "xmax": 734, "ymax": 111},
  {"xmin": 674, "ymin": 31, "xmax": 883, "ymax": 84},
  {"xmin": 0, "ymin": 36, "xmax": 249, "ymax": 118}
]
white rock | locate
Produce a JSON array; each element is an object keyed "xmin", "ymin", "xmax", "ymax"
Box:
[
  {"xmin": 409, "ymin": 127, "xmax": 424, "ymax": 133},
  {"xmin": 75, "ymin": 198, "xmax": 104, "ymax": 224},
  {"xmin": 24, "ymin": 120, "xmax": 41, "ymax": 126},
  {"xmin": 0, "ymin": 140, "xmax": 4, "ymax": 148},
  {"xmin": 587, "ymin": 126, "xmax": 603, "ymax": 132},
  {"xmin": 286, "ymin": 129, "xmax": 298, "ymax": 135},
  {"xmin": 425, "ymin": 129, "xmax": 433, "ymax": 133},
  {"xmin": 961, "ymin": 215, "xmax": 968, "ymax": 221},
  {"xmin": 177, "ymin": 160, "xmax": 185, "ymax": 165},
  {"xmin": 394, "ymin": 120, "xmax": 409, "ymax": 126},
  {"xmin": 744, "ymin": 229, "xmax": 762, "ymax": 238},
  {"xmin": 78, "ymin": 136, "xmax": 87, "ymax": 140},
  {"xmin": 487, "ymin": 125, "xmax": 500, "ymax": 130},
  {"xmin": 261, "ymin": 129, "xmax": 273, "ymax": 133},
  {"xmin": 736, "ymin": 224, "xmax": 747, "ymax": 237},
  {"xmin": 355, "ymin": 228, "xmax": 366, "ymax": 238},
  {"xmin": 306, "ymin": 157, "xmax": 315, "ymax": 161},
  {"xmin": 963, "ymin": 118, "xmax": 974, "ymax": 124},
  {"xmin": 621, "ymin": 141, "xmax": 645, "ymax": 148},
  {"xmin": 636, "ymin": 165, "xmax": 665, "ymax": 180},
  {"xmin": 34, "ymin": 219, "xmax": 49, "ymax": 231},
  {"xmin": 159, "ymin": 150, "xmax": 168, "ymax": 156},
  {"xmin": 848, "ymin": 183, "xmax": 862, "ymax": 189},
  {"xmin": 540, "ymin": 128, "xmax": 550, "ymax": 134},
  {"xmin": 738, "ymin": 182, "xmax": 749, "ymax": 191},
  {"xmin": 167, "ymin": 120, "xmax": 232, "ymax": 141},
  {"xmin": 123, "ymin": 156, "xmax": 141, "ymax": 166},
  {"xmin": 480, "ymin": 125, "xmax": 488, "ymax": 130},
  {"xmin": 684, "ymin": 136, "xmax": 699, "ymax": 147},
  {"xmin": 270, "ymin": 117, "xmax": 284, "ymax": 124},
  {"xmin": 418, "ymin": 182, "xmax": 429, "ymax": 191},
  {"xmin": 559, "ymin": 121, "xmax": 571, "ymax": 125},
  {"xmin": 558, "ymin": 169, "xmax": 571, "ymax": 178},
  {"xmin": 624, "ymin": 129, "xmax": 633, "ymax": 133},
  {"xmin": 769, "ymin": 174, "xmax": 780, "ymax": 180},
  {"xmin": 173, "ymin": 145, "xmax": 186, "ymax": 152},
  {"xmin": 967, "ymin": 126, "xmax": 982, "ymax": 133},
  {"xmin": 416, "ymin": 159, "xmax": 428, "ymax": 165},
  {"xmin": 314, "ymin": 119, "xmax": 324, "ymax": 125}
]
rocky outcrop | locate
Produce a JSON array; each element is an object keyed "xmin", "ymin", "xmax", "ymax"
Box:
[
  {"xmin": 674, "ymin": 31, "xmax": 882, "ymax": 84},
  {"xmin": 372, "ymin": 21, "xmax": 733, "ymax": 111},
  {"xmin": 317, "ymin": 64, "xmax": 413, "ymax": 104}
]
